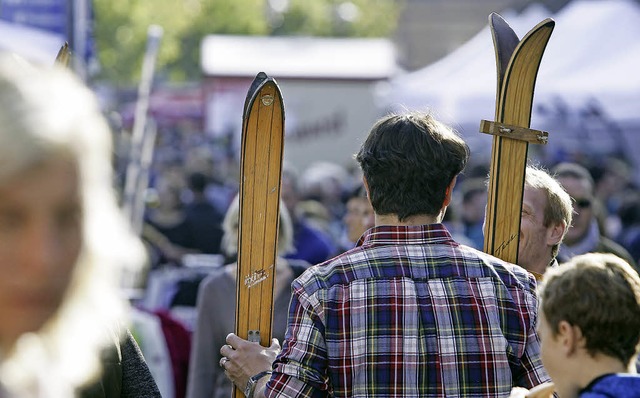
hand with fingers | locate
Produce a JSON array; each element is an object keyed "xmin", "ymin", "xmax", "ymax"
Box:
[
  {"xmin": 219, "ymin": 333, "xmax": 281, "ymax": 395},
  {"xmin": 509, "ymin": 382, "xmax": 555, "ymax": 398}
]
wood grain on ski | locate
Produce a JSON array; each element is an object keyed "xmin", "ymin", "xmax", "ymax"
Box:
[
  {"xmin": 483, "ymin": 14, "xmax": 554, "ymax": 264},
  {"xmin": 234, "ymin": 73, "xmax": 285, "ymax": 398}
]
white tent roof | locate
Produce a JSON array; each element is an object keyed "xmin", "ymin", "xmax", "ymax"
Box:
[
  {"xmin": 0, "ymin": 20, "xmax": 65, "ymax": 65},
  {"xmin": 379, "ymin": 3, "xmax": 551, "ymax": 118},
  {"xmin": 536, "ymin": 0, "xmax": 640, "ymax": 121},
  {"xmin": 381, "ymin": 0, "xmax": 640, "ymax": 130}
]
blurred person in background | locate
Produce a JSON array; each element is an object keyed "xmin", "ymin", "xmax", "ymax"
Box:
[
  {"xmin": 182, "ymin": 171, "xmax": 224, "ymax": 255},
  {"xmin": 142, "ymin": 175, "xmax": 190, "ymax": 266},
  {"xmin": 0, "ymin": 55, "xmax": 159, "ymax": 396},
  {"xmin": 615, "ymin": 191, "xmax": 640, "ymax": 267},
  {"xmin": 143, "ymin": 170, "xmax": 227, "ymax": 266},
  {"xmin": 552, "ymin": 162, "xmax": 636, "ymax": 270},
  {"xmin": 592, "ymin": 157, "xmax": 634, "ymax": 236},
  {"xmin": 280, "ymin": 165, "xmax": 336, "ymax": 265},
  {"xmin": 183, "ymin": 146, "xmax": 236, "ymax": 216},
  {"xmin": 299, "ymin": 161, "xmax": 351, "ymax": 246},
  {"xmin": 440, "ymin": 203, "xmax": 475, "ymax": 248},
  {"xmin": 340, "ymin": 184, "xmax": 374, "ymax": 250},
  {"xmin": 186, "ymin": 195, "xmax": 309, "ymax": 398},
  {"xmin": 459, "ymin": 177, "xmax": 487, "ymax": 250}
]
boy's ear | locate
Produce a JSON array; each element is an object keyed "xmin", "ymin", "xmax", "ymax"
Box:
[{"xmin": 557, "ymin": 320, "xmax": 583, "ymax": 356}]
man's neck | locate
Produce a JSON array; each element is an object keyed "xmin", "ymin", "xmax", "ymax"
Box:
[
  {"xmin": 526, "ymin": 254, "xmax": 554, "ymax": 279},
  {"xmin": 375, "ymin": 213, "xmax": 440, "ymax": 227}
]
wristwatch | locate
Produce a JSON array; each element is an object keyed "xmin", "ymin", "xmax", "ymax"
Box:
[{"xmin": 244, "ymin": 370, "xmax": 273, "ymax": 398}]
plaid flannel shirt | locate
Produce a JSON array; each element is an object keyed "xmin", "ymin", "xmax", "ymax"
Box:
[{"xmin": 266, "ymin": 224, "xmax": 549, "ymax": 398}]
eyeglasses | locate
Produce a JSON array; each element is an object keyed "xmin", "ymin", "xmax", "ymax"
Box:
[{"xmin": 574, "ymin": 198, "xmax": 592, "ymax": 209}]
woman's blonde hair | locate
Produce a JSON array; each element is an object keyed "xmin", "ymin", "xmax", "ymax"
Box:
[
  {"xmin": 0, "ymin": 54, "xmax": 146, "ymax": 395},
  {"xmin": 221, "ymin": 194, "xmax": 294, "ymax": 257}
]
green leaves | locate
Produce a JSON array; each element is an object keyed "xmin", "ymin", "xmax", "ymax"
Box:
[{"xmin": 92, "ymin": 0, "xmax": 399, "ymax": 84}]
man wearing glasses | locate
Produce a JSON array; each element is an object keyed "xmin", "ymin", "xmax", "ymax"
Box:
[{"xmin": 552, "ymin": 162, "xmax": 636, "ymax": 270}]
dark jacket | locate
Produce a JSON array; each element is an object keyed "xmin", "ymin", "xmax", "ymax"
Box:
[{"xmin": 78, "ymin": 329, "xmax": 161, "ymax": 398}]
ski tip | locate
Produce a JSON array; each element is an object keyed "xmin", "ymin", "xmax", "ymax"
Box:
[
  {"xmin": 522, "ymin": 17, "xmax": 556, "ymax": 43},
  {"xmin": 490, "ymin": 13, "xmax": 514, "ymax": 32},
  {"xmin": 489, "ymin": 12, "xmax": 518, "ymax": 40},
  {"xmin": 241, "ymin": 72, "xmax": 284, "ymax": 121},
  {"xmin": 249, "ymin": 72, "xmax": 269, "ymax": 92},
  {"xmin": 489, "ymin": 12, "xmax": 506, "ymax": 24},
  {"xmin": 54, "ymin": 42, "xmax": 71, "ymax": 67},
  {"xmin": 541, "ymin": 17, "xmax": 555, "ymax": 28},
  {"xmin": 243, "ymin": 72, "xmax": 270, "ymax": 114},
  {"xmin": 489, "ymin": 11, "xmax": 519, "ymax": 58}
]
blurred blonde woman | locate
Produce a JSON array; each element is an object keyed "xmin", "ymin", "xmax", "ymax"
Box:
[
  {"xmin": 0, "ymin": 55, "xmax": 153, "ymax": 396},
  {"xmin": 186, "ymin": 194, "xmax": 310, "ymax": 398}
]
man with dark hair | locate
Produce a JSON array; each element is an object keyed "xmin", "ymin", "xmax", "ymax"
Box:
[
  {"xmin": 220, "ymin": 112, "xmax": 549, "ymax": 397},
  {"xmin": 511, "ymin": 252, "xmax": 640, "ymax": 397}
]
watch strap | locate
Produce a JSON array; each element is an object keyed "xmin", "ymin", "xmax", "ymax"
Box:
[{"xmin": 244, "ymin": 370, "xmax": 273, "ymax": 398}]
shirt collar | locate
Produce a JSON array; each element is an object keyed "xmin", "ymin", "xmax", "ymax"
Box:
[{"xmin": 356, "ymin": 223, "xmax": 455, "ymax": 248}]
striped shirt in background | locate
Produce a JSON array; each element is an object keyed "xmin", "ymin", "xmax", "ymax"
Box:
[{"xmin": 266, "ymin": 224, "xmax": 549, "ymax": 397}]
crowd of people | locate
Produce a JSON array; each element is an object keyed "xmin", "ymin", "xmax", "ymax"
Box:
[
  {"xmin": 137, "ymin": 121, "xmax": 640, "ymax": 277},
  {"xmin": 1, "ymin": 52, "xmax": 639, "ymax": 398}
]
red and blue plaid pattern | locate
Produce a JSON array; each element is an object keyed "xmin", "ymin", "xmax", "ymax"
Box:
[{"xmin": 266, "ymin": 224, "xmax": 549, "ymax": 397}]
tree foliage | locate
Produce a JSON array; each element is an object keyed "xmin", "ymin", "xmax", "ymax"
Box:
[{"xmin": 92, "ymin": 0, "xmax": 399, "ymax": 85}]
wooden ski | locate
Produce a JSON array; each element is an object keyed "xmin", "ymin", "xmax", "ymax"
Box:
[
  {"xmin": 122, "ymin": 25, "xmax": 163, "ymax": 235},
  {"xmin": 234, "ymin": 72, "xmax": 285, "ymax": 398},
  {"xmin": 54, "ymin": 42, "xmax": 71, "ymax": 67},
  {"xmin": 481, "ymin": 13, "xmax": 554, "ymax": 264}
]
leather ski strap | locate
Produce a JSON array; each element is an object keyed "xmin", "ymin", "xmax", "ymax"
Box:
[
  {"xmin": 481, "ymin": 13, "xmax": 554, "ymax": 263},
  {"xmin": 234, "ymin": 72, "xmax": 285, "ymax": 398}
]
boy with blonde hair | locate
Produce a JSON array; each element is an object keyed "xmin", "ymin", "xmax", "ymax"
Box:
[{"xmin": 513, "ymin": 252, "xmax": 640, "ymax": 397}]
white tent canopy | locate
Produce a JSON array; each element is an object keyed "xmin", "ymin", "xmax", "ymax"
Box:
[
  {"xmin": 380, "ymin": 0, "xmax": 640, "ymax": 168},
  {"xmin": 379, "ymin": 3, "xmax": 551, "ymax": 122},
  {"xmin": 536, "ymin": 0, "xmax": 640, "ymax": 120}
]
